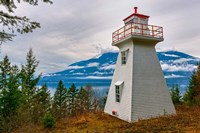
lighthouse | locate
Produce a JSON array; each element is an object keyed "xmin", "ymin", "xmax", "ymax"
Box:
[{"xmin": 104, "ymin": 7, "xmax": 176, "ymax": 122}]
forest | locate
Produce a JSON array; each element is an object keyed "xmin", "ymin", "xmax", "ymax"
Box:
[
  {"xmin": 0, "ymin": 49, "xmax": 105, "ymax": 132},
  {"xmin": 1, "ymin": 49, "xmax": 200, "ymax": 133}
]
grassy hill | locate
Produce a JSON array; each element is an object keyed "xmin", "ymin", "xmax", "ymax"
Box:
[{"xmin": 13, "ymin": 105, "xmax": 200, "ymax": 133}]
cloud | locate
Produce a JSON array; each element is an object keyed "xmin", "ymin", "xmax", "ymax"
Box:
[
  {"xmin": 67, "ymin": 65, "xmax": 85, "ymax": 70},
  {"xmin": 165, "ymin": 74, "xmax": 185, "ymax": 79},
  {"xmin": 173, "ymin": 58, "xmax": 199, "ymax": 64},
  {"xmin": 1, "ymin": 0, "xmax": 200, "ymax": 75},
  {"xmin": 93, "ymin": 71, "xmax": 104, "ymax": 75},
  {"xmin": 156, "ymin": 47, "xmax": 177, "ymax": 52},
  {"xmin": 94, "ymin": 44, "xmax": 117, "ymax": 55},
  {"xmin": 76, "ymin": 76, "xmax": 113, "ymax": 80},
  {"xmin": 66, "ymin": 62, "xmax": 99, "ymax": 70},
  {"xmin": 100, "ymin": 64, "xmax": 116, "ymax": 70},
  {"xmin": 163, "ymin": 54, "xmax": 179, "ymax": 58},
  {"xmin": 161, "ymin": 63, "xmax": 197, "ymax": 72},
  {"xmin": 87, "ymin": 62, "xmax": 99, "ymax": 67},
  {"xmin": 71, "ymin": 73, "xmax": 84, "ymax": 76}
]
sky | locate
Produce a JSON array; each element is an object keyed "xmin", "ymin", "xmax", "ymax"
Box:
[{"xmin": 1, "ymin": 0, "xmax": 200, "ymax": 75}]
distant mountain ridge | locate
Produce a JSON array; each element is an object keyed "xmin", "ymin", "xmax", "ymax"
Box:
[{"xmin": 38, "ymin": 50, "xmax": 199, "ymax": 92}]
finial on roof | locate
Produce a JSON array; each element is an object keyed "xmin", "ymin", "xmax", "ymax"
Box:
[{"xmin": 134, "ymin": 7, "xmax": 138, "ymax": 14}]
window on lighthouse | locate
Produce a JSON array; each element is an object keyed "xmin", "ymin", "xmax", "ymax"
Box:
[
  {"xmin": 121, "ymin": 50, "xmax": 128, "ymax": 65},
  {"xmin": 115, "ymin": 85, "xmax": 120, "ymax": 102},
  {"xmin": 115, "ymin": 81, "xmax": 124, "ymax": 103},
  {"xmin": 134, "ymin": 18, "xmax": 138, "ymax": 23}
]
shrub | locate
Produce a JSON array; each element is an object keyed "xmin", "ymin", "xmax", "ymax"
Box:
[{"xmin": 42, "ymin": 113, "xmax": 56, "ymax": 128}]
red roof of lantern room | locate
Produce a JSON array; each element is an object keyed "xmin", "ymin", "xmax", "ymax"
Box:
[{"xmin": 123, "ymin": 7, "xmax": 149, "ymax": 21}]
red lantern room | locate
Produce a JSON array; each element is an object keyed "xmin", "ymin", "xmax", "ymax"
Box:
[
  {"xmin": 123, "ymin": 7, "xmax": 149, "ymax": 25},
  {"xmin": 112, "ymin": 7, "xmax": 163, "ymax": 44}
]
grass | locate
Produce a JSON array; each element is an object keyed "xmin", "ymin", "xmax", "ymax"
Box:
[{"xmin": 12, "ymin": 105, "xmax": 200, "ymax": 133}]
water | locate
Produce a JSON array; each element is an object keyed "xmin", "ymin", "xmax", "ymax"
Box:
[{"xmin": 38, "ymin": 77, "xmax": 189, "ymax": 97}]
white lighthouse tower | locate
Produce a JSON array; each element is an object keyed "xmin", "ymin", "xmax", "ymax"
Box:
[{"xmin": 104, "ymin": 7, "xmax": 176, "ymax": 122}]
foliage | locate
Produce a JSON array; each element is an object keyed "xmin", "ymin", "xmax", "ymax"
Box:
[
  {"xmin": 0, "ymin": 56, "xmax": 22, "ymax": 117},
  {"xmin": 31, "ymin": 84, "xmax": 51, "ymax": 123},
  {"xmin": 42, "ymin": 113, "xmax": 56, "ymax": 128},
  {"xmin": 20, "ymin": 48, "xmax": 41, "ymax": 103},
  {"xmin": 76, "ymin": 86, "xmax": 87, "ymax": 112},
  {"xmin": 0, "ymin": 55, "xmax": 11, "ymax": 89},
  {"xmin": 183, "ymin": 72, "xmax": 197, "ymax": 105},
  {"xmin": 35, "ymin": 84, "xmax": 51, "ymax": 111},
  {"xmin": 170, "ymin": 84, "xmax": 182, "ymax": 105},
  {"xmin": 38, "ymin": 84, "xmax": 50, "ymax": 106},
  {"xmin": 0, "ymin": 50, "xmax": 101, "ymax": 132},
  {"xmin": 76, "ymin": 85, "xmax": 96, "ymax": 113},
  {"xmin": 0, "ymin": 85, "xmax": 22, "ymax": 117},
  {"xmin": 53, "ymin": 80, "xmax": 68, "ymax": 118},
  {"xmin": 68, "ymin": 83, "xmax": 79, "ymax": 115},
  {"xmin": 0, "ymin": 49, "xmax": 45, "ymax": 132},
  {"xmin": 84, "ymin": 84, "xmax": 95, "ymax": 110},
  {"xmin": 195, "ymin": 63, "xmax": 200, "ymax": 102},
  {"xmin": 0, "ymin": 0, "xmax": 53, "ymax": 43},
  {"xmin": 183, "ymin": 63, "xmax": 200, "ymax": 105}
]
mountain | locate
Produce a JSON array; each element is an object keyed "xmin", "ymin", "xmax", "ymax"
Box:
[{"xmin": 38, "ymin": 51, "xmax": 199, "ymax": 93}]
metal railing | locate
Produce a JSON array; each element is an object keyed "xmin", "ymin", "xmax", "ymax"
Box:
[{"xmin": 112, "ymin": 23, "xmax": 163, "ymax": 43}]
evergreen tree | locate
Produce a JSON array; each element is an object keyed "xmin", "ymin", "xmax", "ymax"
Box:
[
  {"xmin": 175, "ymin": 85, "xmax": 182, "ymax": 104},
  {"xmin": 170, "ymin": 85, "xmax": 176, "ymax": 99},
  {"xmin": 31, "ymin": 84, "xmax": 51, "ymax": 123},
  {"xmin": 0, "ymin": 50, "xmax": 48, "ymax": 131},
  {"xmin": 183, "ymin": 62, "xmax": 200, "ymax": 105},
  {"xmin": 195, "ymin": 63, "xmax": 200, "ymax": 101},
  {"xmin": 170, "ymin": 84, "xmax": 181, "ymax": 105},
  {"xmin": 20, "ymin": 49, "xmax": 41, "ymax": 102},
  {"xmin": 53, "ymin": 80, "xmax": 67, "ymax": 118},
  {"xmin": 76, "ymin": 86, "xmax": 88, "ymax": 113},
  {"xmin": 183, "ymin": 72, "xmax": 197, "ymax": 105},
  {"xmin": 0, "ymin": 65, "xmax": 22, "ymax": 117},
  {"xmin": 85, "ymin": 84, "xmax": 95, "ymax": 110},
  {"xmin": 0, "ymin": 55, "xmax": 11, "ymax": 89},
  {"xmin": 0, "ymin": 56, "xmax": 23, "ymax": 132},
  {"xmin": 68, "ymin": 83, "xmax": 79, "ymax": 115},
  {"xmin": 36, "ymin": 84, "xmax": 51, "ymax": 111}
]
